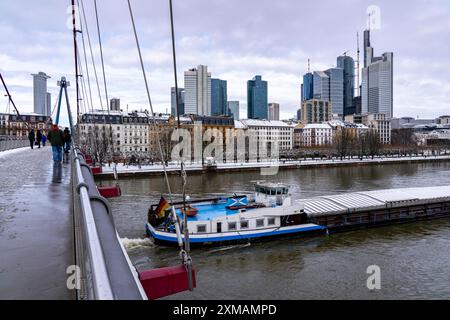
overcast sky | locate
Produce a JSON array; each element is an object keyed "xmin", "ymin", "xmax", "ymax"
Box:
[{"xmin": 0, "ymin": 0, "xmax": 449, "ymax": 126}]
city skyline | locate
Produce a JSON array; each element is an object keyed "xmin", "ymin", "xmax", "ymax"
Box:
[{"xmin": 1, "ymin": 0, "xmax": 449, "ymax": 126}]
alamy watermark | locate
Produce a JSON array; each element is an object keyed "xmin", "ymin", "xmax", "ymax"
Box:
[
  {"xmin": 366, "ymin": 265, "xmax": 381, "ymax": 290},
  {"xmin": 66, "ymin": 265, "xmax": 81, "ymax": 290},
  {"xmin": 169, "ymin": 123, "xmax": 281, "ymax": 176},
  {"xmin": 367, "ymin": 5, "xmax": 382, "ymax": 30}
]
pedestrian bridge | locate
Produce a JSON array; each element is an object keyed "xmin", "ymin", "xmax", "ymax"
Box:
[{"xmin": 0, "ymin": 144, "xmax": 146, "ymax": 299}]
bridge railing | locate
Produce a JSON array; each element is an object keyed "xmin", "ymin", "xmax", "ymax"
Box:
[
  {"xmin": 0, "ymin": 137, "xmax": 28, "ymax": 152},
  {"xmin": 71, "ymin": 148, "xmax": 147, "ymax": 300}
]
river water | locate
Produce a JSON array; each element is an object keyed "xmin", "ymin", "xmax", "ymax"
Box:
[{"xmin": 100, "ymin": 162, "xmax": 450, "ymax": 299}]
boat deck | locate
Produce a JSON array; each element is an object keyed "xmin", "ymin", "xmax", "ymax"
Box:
[{"xmin": 175, "ymin": 201, "xmax": 241, "ymax": 221}]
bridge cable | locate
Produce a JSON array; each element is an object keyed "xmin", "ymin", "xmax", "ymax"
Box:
[
  {"xmin": 94, "ymin": 0, "xmax": 115, "ymax": 159},
  {"xmin": 126, "ymin": 0, "xmax": 185, "ymax": 254},
  {"xmin": 77, "ymin": 0, "xmax": 94, "ymax": 113},
  {"xmin": 168, "ymin": 0, "xmax": 194, "ymax": 291},
  {"xmin": 79, "ymin": 0, "xmax": 104, "ymax": 111}
]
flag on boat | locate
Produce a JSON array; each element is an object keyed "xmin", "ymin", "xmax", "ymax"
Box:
[
  {"xmin": 226, "ymin": 196, "xmax": 248, "ymax": 208},
  {"xmin": 155, "ymin": 196, "xmax": 170, "ymax": 217}
]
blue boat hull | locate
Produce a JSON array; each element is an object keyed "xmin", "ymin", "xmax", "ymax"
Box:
[{"xmin": 146, "ymin": 223, "xmax": 327, "ymax": 247}]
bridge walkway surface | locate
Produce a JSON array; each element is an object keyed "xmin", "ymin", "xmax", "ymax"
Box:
[{"xmin": 0, "ymin": 147, "xmax": 75, "ymax": 299}]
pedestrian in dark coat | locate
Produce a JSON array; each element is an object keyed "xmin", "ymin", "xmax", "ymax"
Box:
[
  {"xmin": 36, "ymin": 130, "xmax": 42, "ymax": 148},
  {"xmin": 28, "ymin": 130, "xmax": 35, "ymax": 149},
  {"xmin": 47, "ymin": 125, "xmax": 64, "ymax": 162},
  {"xmin": 63, "ymin": 127, "xmax": 72, "ymax": 153}
]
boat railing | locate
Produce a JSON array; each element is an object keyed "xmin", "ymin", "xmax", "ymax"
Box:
[{"xmin": 72, "ymin": 148, "xmax": 146, "ymax": 300}]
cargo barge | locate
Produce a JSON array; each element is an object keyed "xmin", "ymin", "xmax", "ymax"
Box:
[
  {"xmin": 146, "ymin": 185, "xmax": 450, "ymax": 246},
  {"xmin": 305, "ymin": 185, "xmax": 450, "ymax": 233}
]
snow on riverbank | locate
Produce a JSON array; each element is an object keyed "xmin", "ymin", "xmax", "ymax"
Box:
[{"xmin": 100, "ymin": 155, "xmax": 450, "ymax": 174}]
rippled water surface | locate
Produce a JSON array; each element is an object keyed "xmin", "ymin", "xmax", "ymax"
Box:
[{"xmin": 101, "ymin": 162, "xmax": 450, "ymax": 299}]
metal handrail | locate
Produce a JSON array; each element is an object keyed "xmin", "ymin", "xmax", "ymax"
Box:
[{"xmin": 73, "ymin": 149, "xmax": 114, "ymax": 300}]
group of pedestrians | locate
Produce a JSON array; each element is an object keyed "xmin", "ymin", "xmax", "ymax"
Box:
[
  {"xmin": 28, "ymin": 126, "xmax": 72, "ymax": 162},
  {"xmin": 27, "ymin": 129, "xmax": 47, "ymax": 149}
]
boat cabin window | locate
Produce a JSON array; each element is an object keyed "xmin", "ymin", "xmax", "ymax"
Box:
[
  {"xmin": 197, "ymin": 225, "xmax": 207, "ymax": 233},
  {"xmin": 255, "ymin": 185, "xmax": 289, "ymax": 196},
  {"xmin": 240, "ymin": 220, "xmax": 249, "ymax": 229},
  {"xmin": 268, "ymin": 218, "xmax": 276, "ymax": 226},
  {"xmin": 256, "ymin": 219, "xmax": 265, "ymax": 228},
  {"xmin": 228, "ymin": 222, "xmax": 237, "ymax": 231}
]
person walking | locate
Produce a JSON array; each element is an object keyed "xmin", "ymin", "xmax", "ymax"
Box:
[
  {"xmin": 42, "ymin": 134, "xmax": 47, "ymax": 147},
  {"xmin": 36, "ymin": 130, "xmax": 42, "ymax": 148},
  {"xmin": 47, "ymin": 125, "xmax": 64, "ymax": 162},
  {"xmin": 63, "ymin": 127, "xmax": 72, "ymax": 154},
  {"xmin": 28, "ymin": 129, "xmax": 35, "ymax": 149}
]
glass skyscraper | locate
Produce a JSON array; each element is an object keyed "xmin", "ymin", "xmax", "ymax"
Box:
[
  {"xmin": 361, "ymin": 30, "xmax": 394, "ymax": 119},
  {"xmin": 211, "ymin": 78, "xmax": 228, "ymax": 116},
  {"xmin": 247, "ymin": 75, "xmax": 268, "ymax": 120},
  {"xmin": 337, "ymin": 55, "xmax": 355, "ymax": 116},
  {"xmin": 227, "ymin": 101, "xmax": 240, "ymax": 120},
  {"xmin": 302, "ymin": 72, "xmax": 314, "ymax": 101},
  {"xmin": 171, "ymin": 87, "xmax": 185, "ymax": 116}
]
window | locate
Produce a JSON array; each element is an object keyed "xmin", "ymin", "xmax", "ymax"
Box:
[
  {"xmin": 228, "ymin": 222, "xmax": 237, "ymax": 231},
  {"xmin": 268, "ymin": 218, "xmax": 275, "ymax": 226},
  {"xmin": 256, "ymin": 219, "xmax": 264, "ymax": 228},
  {"xmin": 240, "ymin": 220, "xmax": 249, "ymax": 229},
  {"xmin": 197, "ymin": 225, "xmax": 207, "ymax": 233}
]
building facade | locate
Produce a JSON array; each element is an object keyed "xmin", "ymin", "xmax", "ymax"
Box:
[
  {"xmin": 31, "ymin": 72, "xmax": 51, "ymax": 116},
  {"xmin": 227, "ymin": 101, "xmax": 240, "ymax": 120},
  {"xmin": 211, "ymin": 78, "xmax": 228, "ymax": 116},
  {"xmin": 268, "ymin": 103, "xmax": 280, "ymax": 121},
  {"xmin": 302, "ymin": 72, "xmax": 314, "ymax": 102},
  {"xmin": 1, "ymin": 113, "xmax": 52, "ymax": 137},
  {"xmin": 362, "ymin": 113, "xmax": 392, "ymax": 144},
  {"xmin": 184, "ymin": 65, "xmax": 211, "ymax": 116},
  {"xmin": 247, "ymin": 75, "xmax": 268, "ymax": 120},
  {"xmin": 313, "ymin": 69, "xmax": 344, "ymax": 117},
  {"xmin": 300, "ymin": 123, "xmax": 333, "ymax": 147},
  {"xmin": 337, "ymin": 55, "xmax": 355, "ymax": 116},
  {"xmin": 110, "ymin": 98, "xmax": 121, "ymax": 111},
  {"xmin": 239, "ymin": 119, "xmax": 293, "ymax": 151},
  {"xmin": 301, "ymin": 99, "xmax": 333, "ymax": 124},
  {"xmin": 361, "ymin": 30, "xmax": 394, "ymax": 119},
  {"xmin": 171, "ymin": 87, "xmax": 185, "ymax": 116}
]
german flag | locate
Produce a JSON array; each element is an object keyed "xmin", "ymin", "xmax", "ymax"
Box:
[{"xmin": 155, "ymin": 196, "xmax": 170, "ymax": 218}]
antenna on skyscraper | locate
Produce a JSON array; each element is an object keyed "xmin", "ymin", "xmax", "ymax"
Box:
[{"xmin": 307, "ymin": 58, "xmax": 310, "ymax": 73}]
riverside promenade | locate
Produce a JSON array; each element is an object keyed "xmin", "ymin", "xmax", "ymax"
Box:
[{"xmin": 97, "ymin": 154, "xmax": 450, "ymax": 178}]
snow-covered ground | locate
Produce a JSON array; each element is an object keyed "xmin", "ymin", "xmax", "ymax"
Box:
[
  {"xmin": 101, "ymin": 154, "xmax": 450, "ymax": 174},
  {"xmin": 0, "ymin": 147, "xmax": 30, "ymax": 159}
]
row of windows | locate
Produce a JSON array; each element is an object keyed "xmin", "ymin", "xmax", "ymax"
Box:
[{"xmin": 196, "ymin": 218, "xmax": 276, "ymax": 233}]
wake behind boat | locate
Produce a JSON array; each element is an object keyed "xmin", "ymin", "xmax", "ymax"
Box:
[{"xmin": 146, "ymin": 182, "xmax": 327, "ymax": 246}]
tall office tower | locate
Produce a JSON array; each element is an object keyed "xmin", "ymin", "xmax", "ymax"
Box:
[
  {"xmin": 31, "ymin": 72, "xmax": 51, "ymax": 116},
  {"xmin": 46, "ymin": 93, "xmax": 51, "ymax": 116},
  {"xmin": 171, "ymin": 87, "xmax": 185, "ymax": 116},
  {"xmin": 211, "ymin": 78, "xmax": 228, "ymax": 116},
  {"xmin": 302, "ymin": 72, "xmax": 314, "ymax": 101},
  {"xmin": 313, "ymin": 71, "xmax": 330, "ymax": 100},
  {"xmin": 110, "ymin": 98, "xmax": 121, "ymax": 111},
  {"xmin": 337, "ymin": 55, "xmax": 355, "ymax": 116},
  {"xmin": 364, "ymin": 29, "xmax": 374, "ymax": 68},
  {"xmin": 184, "ymin": 65, "xmax": 211, "ymax": 115},
  {"xmin": 247, "ymin": 75, "xmax": 268, "ymax": 119},
  {"xmin": 313, "ymin": 69, "xmax": 344, "ymax": 116},
  {"xmin": 227, "ymin": 101, "xmax": 240, "ymax": 120},
  {"xmin": 361, "ymin": 30, "xmax": 394, "ymax": 118},
  {"xmin": 268, "ymin": 103, "xmax": 280, "ymax": 121}
]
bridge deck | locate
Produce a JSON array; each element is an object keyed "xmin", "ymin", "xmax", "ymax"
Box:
[{"xmin": 0, "ymin": 147, "xmax": 75, "ymax": 299}]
